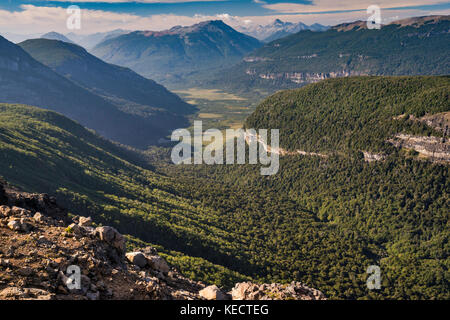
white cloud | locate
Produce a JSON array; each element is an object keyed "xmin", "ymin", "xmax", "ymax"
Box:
[
  {"xmin": 0, "ymin": 4, "xmax": 448, "ymax": 37},
  {"xmin": 262, "ymin": 0, "xmax": 450, "ymax": 13}
]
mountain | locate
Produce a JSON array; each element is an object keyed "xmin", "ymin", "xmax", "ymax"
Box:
[
  {"xmin": 0, "ymin": 35, "xmax": 188, "ymax": 147},
  {"xmin": 210, "ymin": 15, "xmax": 450, "ymax": 95},
  {"xmin": 91, "ymin": 20, "xmax": 262, "ymax": 86},
  {"xmin": 19, "ymin": 39, "xmax": 195, "ymax": 116},
  {"xmin": 238, "ymin": 19, "xmax": 328, "ymax": 42},
  {"xmin": 66, "ymin": 29, "xmax": 130, "ymax": 49},
  {"xmin": 41, "ymin": 32, "xmax": 75, "ymax": 44}
]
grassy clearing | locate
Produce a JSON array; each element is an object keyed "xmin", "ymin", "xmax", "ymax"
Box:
[
  {"xmin": 174, "ymin": 88, "xmax": 246, "ymax": 101},
  {"xmin": 174, "ymin": 87, "xmax": 260, "ymax": 133}
]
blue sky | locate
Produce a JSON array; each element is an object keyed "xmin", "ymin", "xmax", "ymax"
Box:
[
  {"xmin": 0, "ymin": 1, "xmax": 449, "ymax": 35},
  {"xmin": 2, "ymin": 1, "xmax": 449, "ymax": 16}
]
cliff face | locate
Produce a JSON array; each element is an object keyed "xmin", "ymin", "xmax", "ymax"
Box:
[
  {"xmin": 0, "ymin": 179, "xmax": 325, "ymax": 300},
  {"xmin": 389, "ymin": 112, "xmax": 450, "ymax": 163},
  {"xmin": 245, "ymin": 69, "xmax": 354, "ymax": 84}
]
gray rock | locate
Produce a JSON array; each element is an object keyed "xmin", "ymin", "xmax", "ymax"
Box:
[
  {"xmin": 0, "ymin": 205, "xmax": 11, "ymax": 217},
  {"xmin": 33, "ymin": 212, "xmax": 45, "ymax": 223},
  {"xmin": 146, "ymin": 255, "xmax": 170, "ymax": 273},
  {"xmin": 95, "ymin": 226, "xmax": 125, "ymax": 254},
  {"xmin": 126, "ymin": 252, "xmax": 147, "ymax": 268},
  {"xmin": 7, "ymin": 219, "xmax": 21, "ymax": 231},
  {"xmin": 199, "ymin": 285, "xmax": 230, "ymax": 300},
  {"xmin": 0, "ymin": 287, "xmax": 53, "ymax": 300},
  {"xmin": 67, "ymin": 223, "xmax": 83, "ymax": 236},
  {"xmin": 78, "ymin": 216, "xmax": 92, "ymax": 227},
  {"xmin": 231, "ymin": 281, "xmax": 326, "ymax": 300},
  {"xmin": 86, "ymin": 291, "xmax": 100, "ymax": 300}
]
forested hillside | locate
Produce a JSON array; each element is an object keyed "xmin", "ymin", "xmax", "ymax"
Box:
[
  {"xmin": 245, "ymin": 76, "xmax": 450, "ymax": 153},
  {"xmin": 149, "ymin": 76, "xmax": 449, "ymax": 299},
  {"xmin": 0, "ymin": 74, "xmax": 448, "ymax": 299},
  {"xmin": 0, "ymin": 104, "xmax": 249, "ymax": 288},
  {"xmin": 210, "ymin": 15, "xmax": 450, "ymax": 95}
]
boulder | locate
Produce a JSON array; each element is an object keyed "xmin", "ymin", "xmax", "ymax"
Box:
[
  {"xmin": 33, "ymin": 212, "xmax": 46, "ymax": 223},
  {"xmin": 126, "ymin": 252, "xmax": 147, "ymax": 268},
  {"xmin": 86, "ymin": 291, "xmax": 100, "ymax": 300},
  {"xmin": 7, "ymin": 219, "xmax": 21, "ymax": 231},
  {"xmin": 0, "ymin": 205, "xmax": 11, "ymax": 217},
  {"xmin": 95, "ymin": 226, "xmax": 125, "ymax": 254},
  {"xmin": 146, "ymin": 255, "xmax": 170, "ymax": 273},
  {"xmin": 78, "ymin": 216, "xmax": 92, "ymax": 227},
  {"xmin": 11, "ymin": 206, "xmax": 27, "ymax": 216},
  {"xmin": 67, "ymin": 223, "xmax": 83, "ymax": 236},
  {"xmin": 19, "ymin": 218, "xmax": 33, "ymax": 232},
  {"xmin": 199, "ymin": 285, "xmax": 230, "ymax": 300},
  {"xmin": 0, "ymin": 287, "xmax": 53, "ymax": 300}
]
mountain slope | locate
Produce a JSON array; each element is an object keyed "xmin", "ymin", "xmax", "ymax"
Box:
[
  {"xmin": 0, "ymin": 103, "xmax": 252, "ymax": 288},
  {"xmin": 19, "ymin": 39, "xmax": 195, "ymax": 116},
  {"xmin": 0, "ymin": 36, "xmax": 188, "ymax": 147},
  {"xmin": 212, "ymin": 15, "xmax": 450, "ymax": 94},
  {"xmin": 91, "ymin": 20, "xmax": 262, "ymax": 86}
]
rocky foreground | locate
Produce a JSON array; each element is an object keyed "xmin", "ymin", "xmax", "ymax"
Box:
[{"xmin": 0, "ymin": 179, "xmax": 325, "ymax": 300}]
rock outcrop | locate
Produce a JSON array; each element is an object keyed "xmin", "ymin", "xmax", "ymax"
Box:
[
  {"xmin": 231, "ymin": 282, "xmax": 326, "ymax": 300},
  {"xmin": 389, "ymin": 133, "xmax": 450, "ymax": 162},
  {"xmin": 0, "ymin": 179, "xmax": 326, "ymax": 300},
  {"xmin": 0, "ymin": 179, "xmax": 67, "ymax": 221}
]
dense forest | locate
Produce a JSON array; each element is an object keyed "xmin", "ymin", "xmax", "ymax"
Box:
[
  {"xmin": 0, "ymin": 75, "xmax": 448, "ymax": 299},
  {"xmin": 245, "ymin": 76, "xmax": 449, "ymax": 153}
]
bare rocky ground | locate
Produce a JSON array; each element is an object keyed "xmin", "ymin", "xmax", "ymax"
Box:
[{"xmin": 0, "ymin": 178, "xmax": 325, "ymax": 300}]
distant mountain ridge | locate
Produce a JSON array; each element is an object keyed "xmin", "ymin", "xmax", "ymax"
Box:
[
  {"xmin": 41, "ymin": 32, "xmax": 75, "ymax": 44},
  {"xmin": 91, "ymin": 20, "xmax": 262, "ymax": 86},
  {"xmin": 67, "ymin": 29, "xmax": 131, "ymax": 49},
  {"xmin": 19, "ymin": 39, "xmax": 194, "ymax": 116},
  {"xmin": 0, "ymin": 36, "xmax": 191, "ymax": 148},
  {"xmin": 333, "ymin": 14, "xmax": 450, "ymax": 31},
  {"xmin": 210, "ymin": 15, "xmax": 450, "ymax": 95},
  {"xmin": 237, "ymin": 19, "xmax": 329, "ymax": 42}
]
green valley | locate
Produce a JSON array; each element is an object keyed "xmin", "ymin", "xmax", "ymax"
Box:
[{"xmin": 1, "ymin": 75, "xmax": 448, "ymax": 299}]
